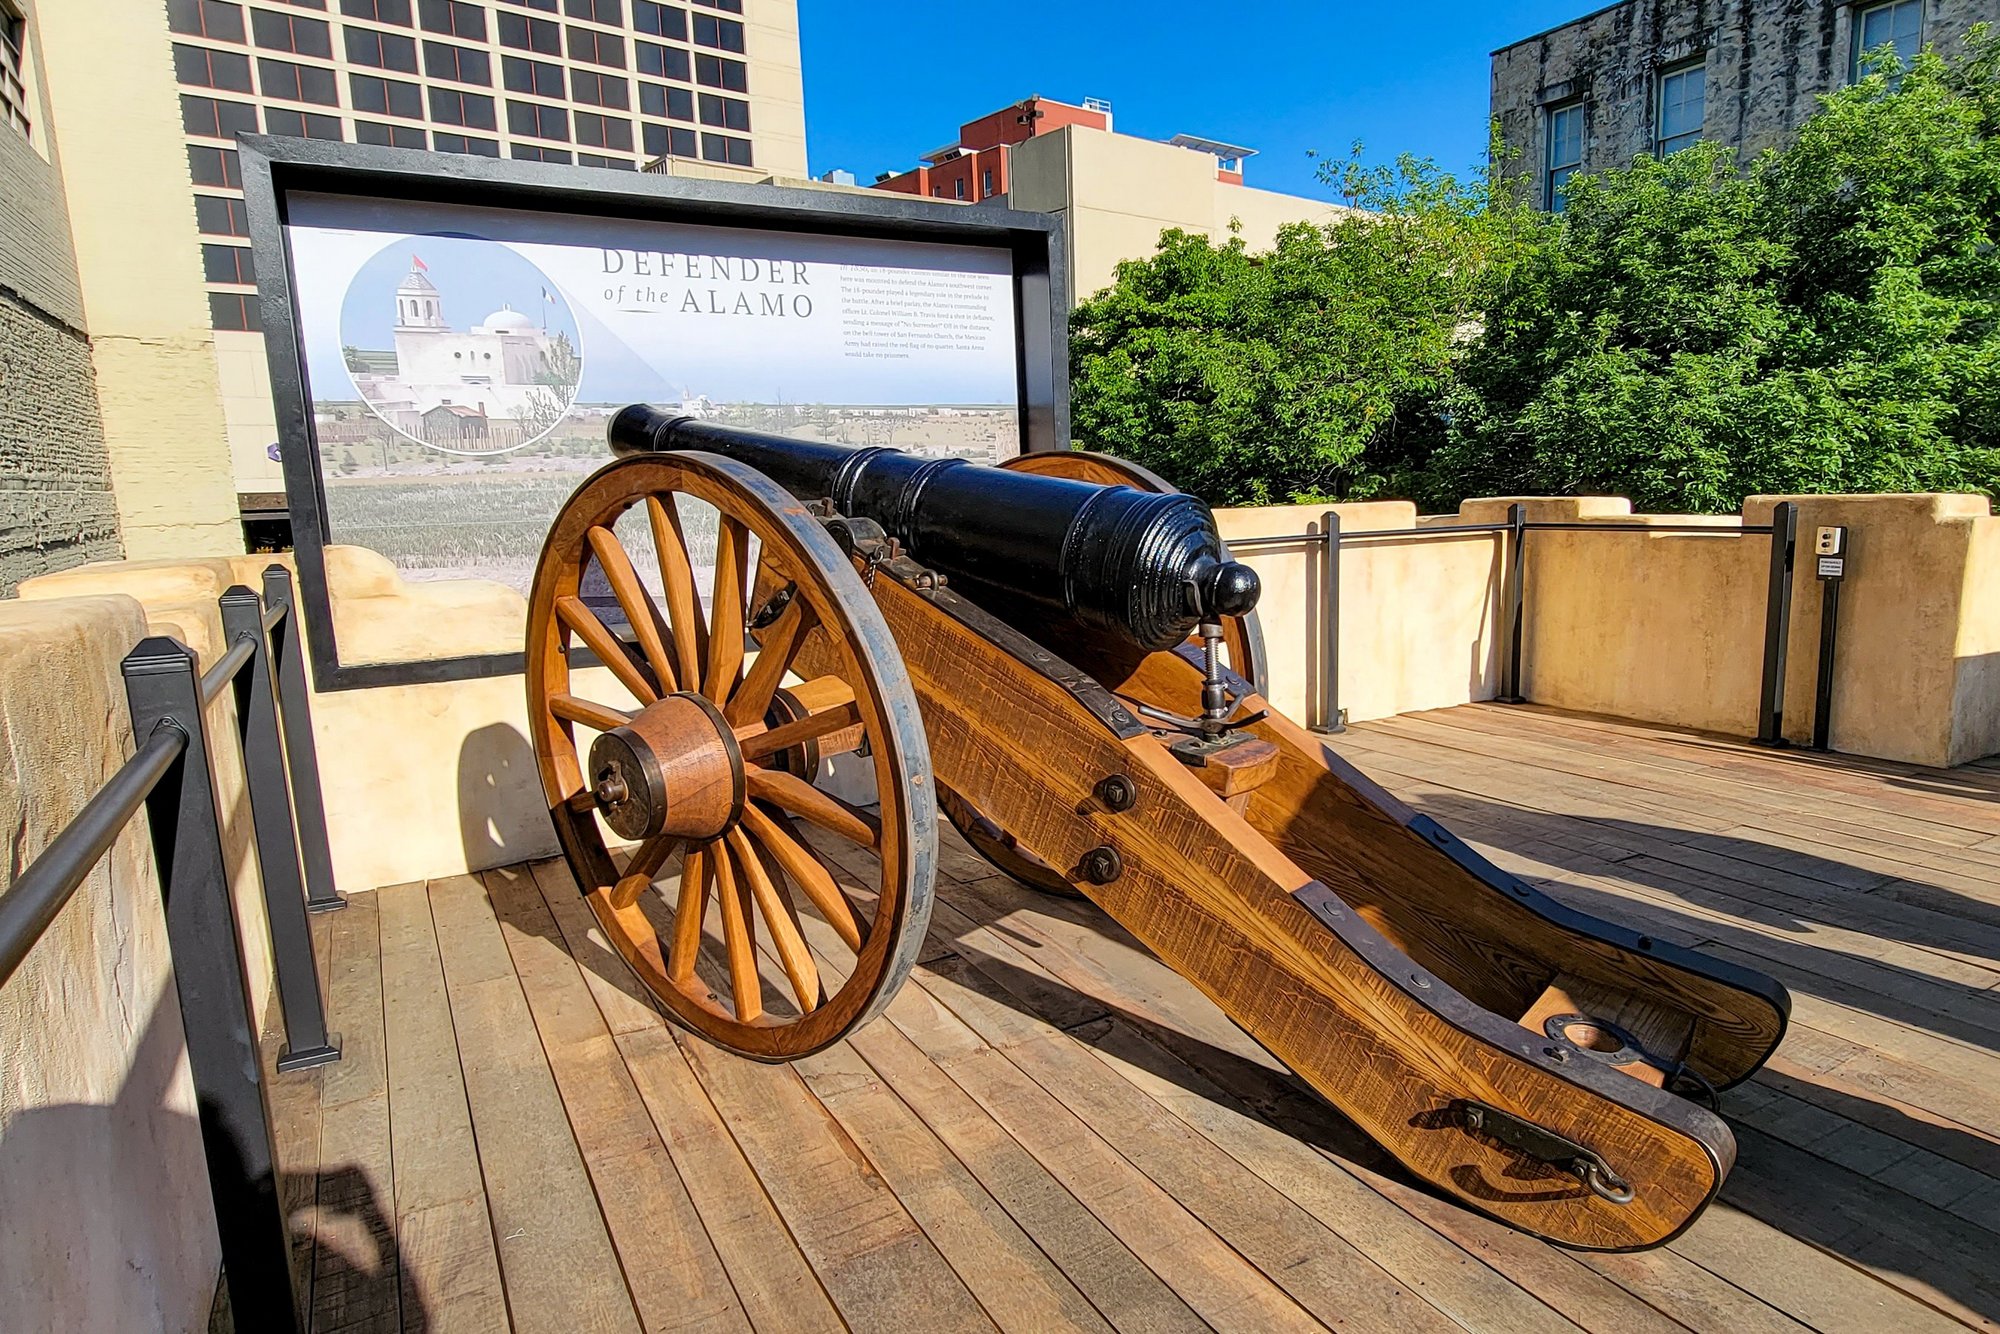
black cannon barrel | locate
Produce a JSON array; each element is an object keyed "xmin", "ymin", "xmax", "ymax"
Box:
[{"xmin": 608, "ymin": 405, "xmax": 1258, "ymax": 653}]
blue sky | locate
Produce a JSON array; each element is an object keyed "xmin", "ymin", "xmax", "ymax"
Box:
[{"xmin": 799, "ymin": 0, "xmax": 1594, "ymax": 199}]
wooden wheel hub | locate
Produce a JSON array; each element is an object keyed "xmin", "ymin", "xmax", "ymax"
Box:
[{"xmin": 587, "ymin": 691, "xmax": 744, "ymax": 843}]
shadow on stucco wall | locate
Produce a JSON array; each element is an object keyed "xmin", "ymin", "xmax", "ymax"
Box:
[{"xmin": 456, "ymin": 720, "xmax": 553, "ymax": 875}]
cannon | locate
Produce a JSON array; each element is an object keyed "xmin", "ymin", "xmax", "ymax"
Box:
[{"xmin": 526, "ymin": 409, "xmax": 1789, "ymax": 1251}]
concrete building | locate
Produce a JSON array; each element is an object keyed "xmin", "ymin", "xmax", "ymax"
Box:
[
  {"xmin": 1493, "ymin": 0, "xmax": 2000, "ymax": 210},
  {"xmin": 871, "ymin": 95, "xmax": 1343, "ymax": 301},
  {"xmin": 0, "ymin": 0, "xmax": 122, "ymax": 594},
  {"xmin": 0, "ymin": 0, "xmax": 807, "ymax": 562}
]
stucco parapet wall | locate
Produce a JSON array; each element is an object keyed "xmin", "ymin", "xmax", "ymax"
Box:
[{"xmin": 0, "ymin": 593, "xmax": 221, "ymax": 1330}]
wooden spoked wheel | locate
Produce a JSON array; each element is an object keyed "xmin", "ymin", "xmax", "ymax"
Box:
[
  {"xmin": 527, "ymin": 452, "xmax": 936, "ymax": 1061},
  {"xmin": 937, "ymin": 449, "xmax": 1270, "ymax": 897}
]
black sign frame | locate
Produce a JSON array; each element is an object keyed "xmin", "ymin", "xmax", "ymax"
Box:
[{"xmin": 239, "ymin": 135, "xmax": 1069, "ymax": 691}]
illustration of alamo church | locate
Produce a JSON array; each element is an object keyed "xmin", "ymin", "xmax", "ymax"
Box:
[{"xmin": 347, "ymin": 259, "xmax": 578, "ymax": 450}]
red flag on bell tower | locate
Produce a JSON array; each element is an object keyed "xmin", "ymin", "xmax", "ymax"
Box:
[{"xmin": 411, "ymin": 254, "xmax": 429, "ymax": 271}]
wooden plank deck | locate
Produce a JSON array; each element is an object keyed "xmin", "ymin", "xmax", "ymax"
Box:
[{"xmin": 272, "ymin": 704, "xmax": 2000, "ymax": 1333}]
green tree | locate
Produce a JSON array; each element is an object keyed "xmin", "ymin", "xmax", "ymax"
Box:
[{"xmin": 1070, "ymin": 34, "xmax": 2000, "ymax": 513}]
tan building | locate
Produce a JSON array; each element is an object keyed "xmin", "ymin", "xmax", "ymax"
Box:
[
  {"xmin": 2, "ymin": 0, "xmax": 806, "ymax": 559},
  {"xmin": 866, "ymin": 96, "xmax": 1345, "ymax": 303}
]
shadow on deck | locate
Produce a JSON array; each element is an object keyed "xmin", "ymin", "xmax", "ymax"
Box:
[{"xmin": 268, "ymin": 704, "xmax": 2000, "ymax": 1332}]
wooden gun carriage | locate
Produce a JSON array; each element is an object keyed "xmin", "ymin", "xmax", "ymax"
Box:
[{"xmin": 526, "ymin": 408, "xmax": 1790, "ymax": 1251}]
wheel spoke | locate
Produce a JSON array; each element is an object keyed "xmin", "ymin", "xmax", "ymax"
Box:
[
  {"xmin": 787, "ymin": 673, "xmax": 857, "ymax": 714},
  {"xmin": 711, "ymin": 835, "xmax": 762, "ymax": 1020},
  {"xmin": 646, "ymin": 494, "xmax": 708, "ymax": 690},
  {"xmin": 557, "ymin": 595, "xmax": 659, "ymax": 705},
  {"xmin": 727, "ymin": 826, "xmax": 820, "ymax": 1012},
  {"xmin": 668, "ymin": 843, "xmax": 710, "ymax": 984},
  {"xmin": 726, "ymin": 594, "xmax": 815, "ymax": 728},
  {"xmin": 737, "ymin": 699, "xmax": 860, "ymax": 763},
  {"xmin": 746, "ymin": 767, "xmax": 881, "ymax": 848},
  {"xmin": 587, "ymin": 525, "xmax": 678, "ymax": 691},
  {"xmin": 550, "ymin": 693, "xmax": 632, "ymax": 733},
  {"xmin": 610, "ymin": 834, "xmax": 679, "ymax": 910},
  {"xmin": 704, "ymin": 516, "xmax": 749, "ymax": 705},
  {"xmin": 740, "ymin": 801, "xmax": 865, "ymax": 951}
]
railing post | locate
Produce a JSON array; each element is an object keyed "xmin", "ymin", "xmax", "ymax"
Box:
[
  {"xmin": 220, "ymin": 586, "xmax": 341, "ymax": 1073},
  {"xmin": 1498, "ymin": 503, "xmax": 1527, "ymax": 703},
  {"xmin": 262, "ymin": 565, "xmax": 344, "ymax": 913},
  {"xmin": 1757, "ymin": 501, "xmax": 1798, "ymax": 745},
  {"xmin": 1312, "ymin": 510, "xmax": 1344, "ymax": 734},
  {"xmin": 122, "ymin": 637, "xmax": 306, "ymax": 1333}
]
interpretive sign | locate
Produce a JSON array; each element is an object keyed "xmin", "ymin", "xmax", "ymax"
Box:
[{"xmin": 240, "ymin": 138, "xmax": 1066, "ymax": 688}]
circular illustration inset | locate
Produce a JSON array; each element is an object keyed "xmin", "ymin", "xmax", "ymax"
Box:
[{"xmin": 338, "ymin": 234, "xmax": 584, "ymax": 455}]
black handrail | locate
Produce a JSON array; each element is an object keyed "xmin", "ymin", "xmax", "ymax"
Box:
[
  {"xmin": 0, "ymin": 724, "xmax": 186, "ymax": 986},
  {"xmin": 0, "ymin": 567, "xmax": 345, "ymax": 1332}
]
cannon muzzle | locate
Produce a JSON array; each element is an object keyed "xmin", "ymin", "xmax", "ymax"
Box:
[{"xmin": 609, "ymin": 404, "xmax": 1258, "ymax": 653}]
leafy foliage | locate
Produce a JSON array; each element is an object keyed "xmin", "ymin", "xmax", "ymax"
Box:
[{"xmin": 1069, "ymin": 34, "xmax": 2000, "ymax": 512}]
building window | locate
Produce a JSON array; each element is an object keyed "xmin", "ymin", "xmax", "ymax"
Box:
[
  {"xmin": 642, "ymin": 120, "xmax": 694, "ymax": 156},
  {"xmin": 692, "ymin": 0, "xmax": 740, "ymax": 10},
  {"xmin": 168, "ymin": 0, "xmax": 246, "ymax": 42},
  {"xmin": 174, "ymin": 43, "xmax": 255, "ymax": 92},
  {"xmin": 1545, "ymin": 102, "xmax": 1582, "ymax": 212},
  {"xmin": 350, "ymin": 72, "xmax": 420, "ymax": 116},
  {"xmin": 1656, "ymin": 63, "xmax": 1704, "ymax": 156},
  {"xmin": 512, "ymin": 142, "xmax": 571, "ymax": 161},
  {"xmin": 500, "ymin": 0, "xmax": 557, "ymax": 10},
  {"xmin": 696, "ymin": 91, "xmax": 747, "ymax": 130},
  {"xmin": 639, "ymin": 81, "xmax": 692, "ymax": 119},
  {"xmin": 259, "ymin": 57, "xmax": 337, "ymax": 103},
  {"xmin": 0, "ymin": 0, "xmax": 29, "ymax": 139},
  {"xmin": 188, "ymin": 144, "xmax": 243, "ymax": 187},
  {"xmin": 266, "ymin": 106, "xmax": 341, "ymax": 137},
  {"xmin": 694, "ymin": 52, "xmax": 745, "ymax": 91},
  {"xmin": 202, "ymin": 242, "xmax": 257, "ymax": 285},
  {"xmin": 571, "ymin": 66, "xmax": 628, "ymax": 107},
  {"xmin": 577, "ymin": 151, "xmax": 632, "ymax": 168},
  {"xmin": 700, "ymin": 130, "xmax": 749, "ymax": 165},
  {"xmin": 566, "ymin": 0, "xmax": 622, "ymax": 22},
  {"xmin": 634, "ymin": 1, "xmax": 684, "ymax": 39},
  {"xmin": 433, "ymin": 130, "xmax": 499, "ymax": 155},
  {"xmin": 209, "ymin": 291, "xmax": 261, "ymax": 331},
  {"xmin": 637, "ymin": 41, "xmax": 689, "ymax": 81},
  {"xmin": 1852, "ymin": 0, "xmax": 1923, "ymax": 81},
  {"xmin": 250, "ymin": 9, "xmax": 330, "ymax": 55},
  {"xmin": 418, "ymin": 0, "xmax": 485, "ymax": 37},
  {"xmin": 268, "ymin": 0, "xmax": 327, "ymax": 8},
  {"xmin": 574, "ymin": 109, "xmax": 632, "ymax": 150},
  {"xmin": 196, "ymin": 193, "xmax": 252, "ymax": 236},
  {"xmin": 982, "ymin": 167, "xmax": 993, "ymax": 197},
  {"xmin": 503, "ymin": 56, "xmax": 563, "ymax": 96},
  {"xmin": 507, "ymin": 97, "xmax": 568, "ymax": 139},
  {"xmin": 339, "ymin": 0, "xmax": 410, "ymax": 22},
  {"xmin": 428, "ymin": 84, "xmax": 495, "ymax": 127},
  {"xmin": 692, "ymin": 13, "xmax": 742, "ymax": 52},
  {"xmin": 568, "ymin": 25, "xmax": 625, "ymax": 66},
  {"xmin": 182, "ymin": 93, "xmax": 259, "ymax": 137},
  {"xmin": 497, "ymin": 11, "xmax": 561, "ymax": 54},
  {"xmin": 356, "ymin": 118, "xmax": 425, "ymax": 146},
  {"xmin": 424, "ymin": 39, "xmax": 490, "ymax": 84},
  {"xmin": 344, "ymin": 26, "xmax": 418, "ymax": 70}
]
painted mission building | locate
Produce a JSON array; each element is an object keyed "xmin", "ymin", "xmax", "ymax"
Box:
[{"xmin": 1493, "ymin": 0, "xmax": 2000, "ymax": 210}]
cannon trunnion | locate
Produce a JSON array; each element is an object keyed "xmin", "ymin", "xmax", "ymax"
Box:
[{"xmin": 526, "ymin": 412, "xmax": 1790, "ymax": 1251}]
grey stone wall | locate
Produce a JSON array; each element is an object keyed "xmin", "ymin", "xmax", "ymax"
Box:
[
  {"xmin": 1493, "ymin": 0, "xmax": 2000, "ymax": 204},
  {"xmin": 0, "ymin": 0, "xmax": 121, "ymax": 596}
]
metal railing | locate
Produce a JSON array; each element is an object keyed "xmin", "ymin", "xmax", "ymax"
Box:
[
  {"xmin": 1229, "ymin": 502, "xmax": 1800, "ymax": 742},
  {"xmin": 0, "ymin": 566, "xmax": 346, "ymax": 1333}
]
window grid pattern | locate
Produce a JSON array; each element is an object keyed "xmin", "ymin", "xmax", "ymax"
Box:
[
  {"xmin": 1656, "ymin": 63, "xmax": 1704, "ymax": 157},
  {"xmin": 169, "ymin": 0, "xmax": 775, "ymax": 328}
]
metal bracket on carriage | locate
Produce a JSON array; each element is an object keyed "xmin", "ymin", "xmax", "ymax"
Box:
[{"xmin": 1451, "ymin": 1099, "xmax": 1637, "ymax": 1205}]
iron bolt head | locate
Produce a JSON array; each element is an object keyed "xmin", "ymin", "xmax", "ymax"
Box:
[
  {"xmin": 1080, "ymin": 845, "xmax": 1123, "ymax": 885},
  {"xmin": 1093, "ymin": 774, "xmax": 1137, "ymax": 812}
]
